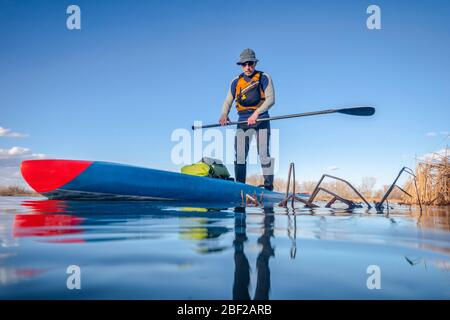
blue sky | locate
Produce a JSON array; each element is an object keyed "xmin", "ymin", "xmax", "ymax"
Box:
[{"xmin": 1, "ymin": 0, "xmax": 449, "ymax": 189}]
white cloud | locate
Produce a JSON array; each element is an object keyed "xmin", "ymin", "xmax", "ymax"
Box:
[
  {"xmin": 326, "ymin": 165, "xmax": 339, "ymax": 171},
  {"xmin": 0, "ymin": 167, "xmax": 24, "ymax": 185},
  {"xmin": 0, "ymin": 146, "xmax": 48, "ymax": 187},
  {"xmin": 32, "ymin": 153, "xmax": 47, "ymax": 159},
  {"xmin": 0, "ymin": 127, "xmax": 29, "ymax": 138},
  {"xmin": 426, "ymin": 131, "xmax": 449, "ymax": 137},
  {"xmin": 0, "ymin": 146, "xmax": 31, "ymax": 158},
  {"xmin": 419, "ymin": 148, "xmax": 450, "ymax": 161}
]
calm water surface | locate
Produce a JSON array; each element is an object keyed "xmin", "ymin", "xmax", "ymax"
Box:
[{"xmin": 0, "ymin": 196, "xmax": 449, "ymax": 299}]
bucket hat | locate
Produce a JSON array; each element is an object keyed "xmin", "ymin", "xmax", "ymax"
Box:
[{"xmin": 237, "ymin": 48, "xmax": 259, "ymax": 65}]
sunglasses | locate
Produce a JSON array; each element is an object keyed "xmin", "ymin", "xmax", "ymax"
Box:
[{"xmin": 240, "ymin": 61, "xmax": 255, "ymax": 67}]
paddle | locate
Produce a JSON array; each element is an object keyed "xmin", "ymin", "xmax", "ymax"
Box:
[{"xmin": 191, "ymin": 106, "xmax": 375, "ymax": 130}]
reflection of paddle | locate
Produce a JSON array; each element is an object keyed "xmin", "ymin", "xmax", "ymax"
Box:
[{"xmin": 192, "ymin": 106, "xmax": 376, "ymax": 130}]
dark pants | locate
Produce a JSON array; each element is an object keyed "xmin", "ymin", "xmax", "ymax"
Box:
[{"xmin": 234, "ymin": 120, "xmax": 274, "ymax": 190}]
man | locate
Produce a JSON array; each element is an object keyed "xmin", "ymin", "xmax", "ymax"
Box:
[{"xmin": 219, "ymin": 48, "xmax": 275, "ymax": 191}]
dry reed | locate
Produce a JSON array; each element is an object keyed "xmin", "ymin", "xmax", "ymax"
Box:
[{"xmin": 403, "ymin": 148, "xmax": 449, "ymax": 206}]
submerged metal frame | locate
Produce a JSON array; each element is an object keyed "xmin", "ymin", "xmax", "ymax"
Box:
[
  {"xmin": 279, "ymin": 163, "xmax": 318, "ymax": 208},
  {"xmin": 375, "ymin": 167, "xmax": 422, "ymax": 212},
  {"xmin": 306, "ymin": 174, "xmax": 372, "ymax": 209},
  {"xmin": 241, "ymin": 190, "xmax": 263, "ymax": 207},
  {"xmin": 273, "ymin": 165, "xmax": 421, "ymax": 212}
]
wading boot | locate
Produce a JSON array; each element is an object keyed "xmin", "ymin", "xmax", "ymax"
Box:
[
  {"xmin": 234, "ymin": 162, "xmax": 247, "ymax": 184},
  {"xmin": 262, "ymin": 157, "xmax": 274, "ymax": 191}
]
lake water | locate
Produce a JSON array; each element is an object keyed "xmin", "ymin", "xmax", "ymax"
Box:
[{"xmin": 0, "ymin": 196, "xmax": 449, "ymax": 299}]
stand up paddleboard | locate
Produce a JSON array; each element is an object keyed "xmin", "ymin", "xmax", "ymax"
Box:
[{"xmin": 20, "ymin": 159, "xmax": 297, "ymax": 205}]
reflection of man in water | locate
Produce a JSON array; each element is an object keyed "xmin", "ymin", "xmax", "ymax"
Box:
[{"xmin": 233, "ymin": 206, "xmax": 275, "ymax": 300}]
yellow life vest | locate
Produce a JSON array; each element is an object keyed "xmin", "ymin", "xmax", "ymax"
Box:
[{"xmin": 235, "ymin": 71, "xmax": 265, "ymax": 113}]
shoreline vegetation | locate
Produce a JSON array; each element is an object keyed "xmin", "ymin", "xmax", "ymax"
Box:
[
  {"xmin": 403, "ymin": 149, "xmax": 449, "ymax": 206},
  {"xmin": 0, "ymin": 186, "xmax": 39, "ymax": 197},
  {"xmin": 2, "ymin": 149, "xmax": 448, "ymax": 206}
]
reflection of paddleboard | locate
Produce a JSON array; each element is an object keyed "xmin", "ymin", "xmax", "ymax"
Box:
[
  {"xmin": 21, "ymin": 159, "xmax": 295, "ymax": 204},
  {"xmin": 13, "ymin": 213, "xmax": 84, "ymax": 239},
  {"xmin": 21, "ymin": 199, "xmax": 236, "ymax": 218}
]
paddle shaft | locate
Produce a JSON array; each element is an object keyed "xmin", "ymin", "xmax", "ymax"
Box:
[{"xmin": 192, "ymin": 107, "xmax": 374, "ymax": 130}]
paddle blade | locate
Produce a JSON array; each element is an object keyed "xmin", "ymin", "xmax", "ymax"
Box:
[{"xmin": 337, "ymin": 107, "xmax": 375, "ymax": 116}]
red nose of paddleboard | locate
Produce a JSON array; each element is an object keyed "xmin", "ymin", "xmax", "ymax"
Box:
[{"xmin": 20, "ymin": 159, "xmax": 93, "ymax": 193}]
